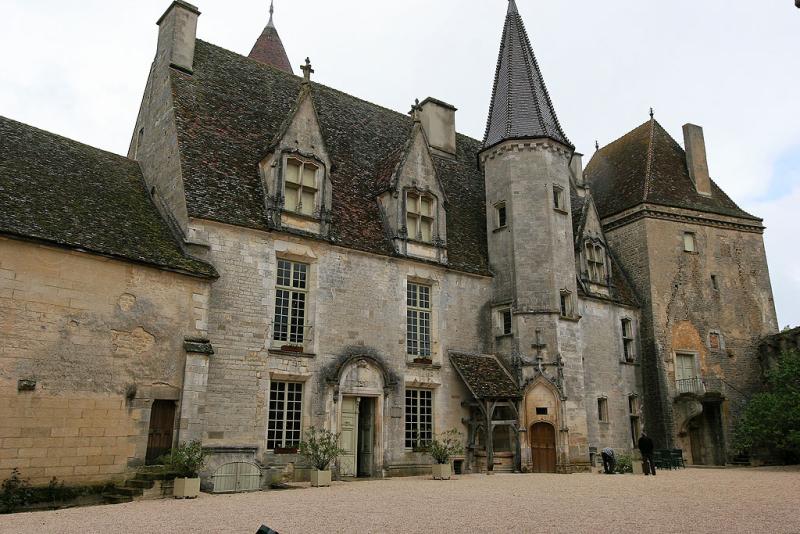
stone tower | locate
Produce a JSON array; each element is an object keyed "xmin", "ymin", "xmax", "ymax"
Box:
[{"xmin": 481, "ymin": 0, "xmax": 589, "ymax": 470}]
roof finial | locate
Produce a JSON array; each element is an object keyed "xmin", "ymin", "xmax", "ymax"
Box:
[
  {"xmin": 649, "ymin": 107, "xmax": 655, "ymax": 120},
  {"xmin": 267, "ymin": 0, "xmax": 275, "ymax": 27},
  {"xmin": 595, "ymin": 140, "xmax": 600, "ymax": 151},
  {"xmin": 409, "ymin": 98, "xmax": 422, "ymax": 122},
  {"xmin": 301, "ymin": 57, "xmax": 314, "ymax": 83}
]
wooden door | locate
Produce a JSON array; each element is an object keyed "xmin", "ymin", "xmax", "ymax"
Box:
[
  {"xmin": 530, "ymin": 422, "xmax": 556, "ymax": 473},
  {"xmin": 357, "ymin": 398, "xmax": 374, "ymax": 477},
  {"xmin": 339, "ymin": 397, "xmax": 358, "ymax": 477},
  {"xmin": 146, "ymin": 400, "xmax": 176, "ymax": 464}
]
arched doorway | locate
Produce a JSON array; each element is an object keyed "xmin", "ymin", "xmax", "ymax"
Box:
[{"xmin": 530, "ymin": 422, "xmax": 557, "ymax": 473}]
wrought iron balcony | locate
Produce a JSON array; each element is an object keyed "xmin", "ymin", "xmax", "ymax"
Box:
[
  {"xmin": 676, "ymin": 378, "xmax": 706, "ymax": 395},
  {"xmin": 675, "ymin": 377, "xmax": 726, "ymax": 397}
]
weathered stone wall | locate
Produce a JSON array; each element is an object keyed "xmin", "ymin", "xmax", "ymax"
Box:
[
  {"xmin": 607, "ymin": 212, "xmax": 778, "ymax": 457},
  {"xmin": 579, "ymin": 297, "xmax": 642, "ymax": 455},
  {"xmin": 191, "ymin": 221, "xmax": 491, "ymax": 476},
  {"xmin": 0, "ymin": 237, "xmax": 209, "ymax": 485}
]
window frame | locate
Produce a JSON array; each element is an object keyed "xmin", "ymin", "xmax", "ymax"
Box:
[
  {"xmin": 406, "ymin": 191, "xmax": 436, "ymax": 243},
  {"xmin": 267, "ymin": 380, "xmax": 303, "ymax": 452},
  {"xmin": 621, "ymin": 318, "xmax": 636, "ymax": 362},
  {"xmin": 273, "ymin": 259, "xmax": 309, "ymax": 346},
  {"xmin": 585, "ymin": 241, "xmax": 607, "ymax": 283},
  {"xmin": 597, "ymin": 397, "xmax": 609, "ymax": 423},
  {"xmin": 495, "ymin": 202, "xmax": 507, "ymax": 229},
  {"xmin": 628, "ymin": 395, "xmax": 641, "ymax": 448},
  {"xmin": 283, "ymin": 157, "xmax": 320, "ymax": 218},
  {"xmin": 683, "ymin": 232, "xmax": 697, "ymax": 253},
  {"xmin": 559, "ymin": 290, "xmax": 574, "ymax": 318},
  {"xmin": 501, "ymin": 308, "xmax": 512, "ymax": 336},
  {"xmin": 552, "ymin": 184, "xmax": 566, "ymax": 211},
  {"xmin": 406, "ymin": 282, "xmax": 432, "ymax": 358},
  {"xmin": 405, "ymin": 388, "xmax": 433, "ymax": 449}
]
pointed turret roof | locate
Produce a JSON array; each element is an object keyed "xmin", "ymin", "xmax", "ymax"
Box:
[
  {"xmin": 483, "ymin": 0, "xmax": 571, "ymax": 150},
  {"xmin": 248, "ymin": 1, "xmax": 293, "ymax": 74}
]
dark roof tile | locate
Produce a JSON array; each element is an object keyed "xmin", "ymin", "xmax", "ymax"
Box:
[
  {"xmin": 0, "ymin": 116, "xmax": 217, "ymax": 278},
  {"xmin": 450, "ymin": 352, "xmax": 521, "ymax": 400}
]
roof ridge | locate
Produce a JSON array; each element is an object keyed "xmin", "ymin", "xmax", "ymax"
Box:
[
  {"xmin": 198, "ymin": 39, "xmax": 484, "ymax": 146},
  {"xmin": 642, "ymin": 117, "xmax": 657, "ymax": 201},
  {"xmin": 0, "ymin": 115, "xmax": 135, "ymax": 164}
]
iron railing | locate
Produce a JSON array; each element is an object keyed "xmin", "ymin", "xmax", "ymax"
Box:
[{"xmin": 675, "ymin": 377, "xmax": 726, "ymax": 396}]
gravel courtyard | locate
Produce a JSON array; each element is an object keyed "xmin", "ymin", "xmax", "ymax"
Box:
[{"xmin": 1, "ymin": 467, "xmax": 798, "ymax": 534}]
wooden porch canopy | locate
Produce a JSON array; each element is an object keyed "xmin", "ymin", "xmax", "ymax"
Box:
[{"xmin": 449, "ymin": 352, "xmax": 522, "ymax": 473}]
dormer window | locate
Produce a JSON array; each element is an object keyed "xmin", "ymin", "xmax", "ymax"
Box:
[
  {"xmin": 284, "ymin": 158, "xmax": 319, "ymax": 217},
  {"xmin": 585, "ymin": 242, "xmax": 607, "ymax": 283},
  {"xmin": 407, "ymin": 191, "xmax": 435, "ymax": 243}
]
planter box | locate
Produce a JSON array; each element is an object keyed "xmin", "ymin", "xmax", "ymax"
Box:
[
  {"xmin": 431, "ymin": 463, "xmax": 452, "ymax": 480},
  {"xmin": 173, "ymin": 477, "xmax": 201, "ymax": 499},
  {"xmin": 310, "ymin": 470, "xmax": 331, "ymax": 487}
]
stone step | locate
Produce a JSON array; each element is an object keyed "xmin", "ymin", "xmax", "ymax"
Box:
[
  {"xmin": 125, "ymin": 478, "xmax": 156, "ymax": 489},
  {"xmin": 102, "ymin": 493, "xmax": 134, "ymax": 505}
]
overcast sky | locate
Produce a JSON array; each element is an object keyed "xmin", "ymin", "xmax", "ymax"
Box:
[{"xmin": 1, "ymin": 0, "xmax": 798, "ymax": 327}]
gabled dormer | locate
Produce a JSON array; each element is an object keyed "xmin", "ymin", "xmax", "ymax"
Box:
[
  {"xmin": 573, "ymin": 189, "xmax": 612, "ymax": 297},
  {"xmin": 260, "ymin": 70, "xmax": 333, "ymax": 237},
  {"xmin": 377, "ymin": 107, "xmax": 448, "ymax": 264}
]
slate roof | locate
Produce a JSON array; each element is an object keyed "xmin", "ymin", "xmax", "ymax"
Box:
[
  {"xmin": 483, "ymin": 0, "xmax": 571, "ymax": 150},
  {"xmin": 170, "ymin": 40, "xmax": 490, "ymax": 275},
  {"xmin": 248, "ymin": 6, "xmax": 293, "ymax": 74},
  {"xmin": 450, "ymin": 352, "xmax": 521, "ymax": 400},
  {"xmin": 0, "ymin": 116, "xmax": 217, "ymax": 278},
  {"xmin": 585, "ymin": 119, "xmax": 759, "ymax": 222}
]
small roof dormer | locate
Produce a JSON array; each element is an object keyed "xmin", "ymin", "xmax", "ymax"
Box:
[{"xmin": 249, "ymin": 1, "xmax": 294, "ymax": 74}]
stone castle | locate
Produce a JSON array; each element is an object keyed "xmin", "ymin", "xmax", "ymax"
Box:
[{"xmin": 0, "ymin": 0, "xmax": 778, "ymax": 488}]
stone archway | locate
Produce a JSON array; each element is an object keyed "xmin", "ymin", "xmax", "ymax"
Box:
[
  {"xmin": 521, "ymin": 377, "xmax": 566, "ymax": 472},
  {"xmin": 329, "ymin": 357, "xmax": 388, "ymax": 478}
]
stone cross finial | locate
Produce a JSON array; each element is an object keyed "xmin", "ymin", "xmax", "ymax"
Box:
[
  {"xmin": 409, "ymin": 98, "xmax": 422, "ymax": 122},
  {"xmin": 301, "ymin": 57, "xmax": 314, "ymax": 83},
  {"xmin": 649, "ymin": 107, "xmax": 655, "ymax": 119}
]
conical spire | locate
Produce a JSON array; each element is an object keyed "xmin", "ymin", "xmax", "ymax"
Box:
[
  {"xmin": 249, "ymin": 1, "xmax": 294, "ymax": 74},
  {"xmin": 483, "ymin": 0, "xmax": 572, "ymax": 149}
]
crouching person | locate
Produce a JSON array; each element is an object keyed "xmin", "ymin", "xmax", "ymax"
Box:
[{"xmin": 601, "ymin": 447, "xmax": 616, "ymax": 474}]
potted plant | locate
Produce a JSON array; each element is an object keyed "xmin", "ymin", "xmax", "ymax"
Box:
[
  {"xmin": 298, "ymin": 427, "xmax": 344, "ymax": 487},
  {"xmin": 427, "ymin": 429, "xmax": 464, "ymax": 480},
  {"xmin": 163, "ymin": 440, "xmax": 206, "ymax": 498}
]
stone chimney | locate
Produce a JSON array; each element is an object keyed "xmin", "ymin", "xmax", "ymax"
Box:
[
  {"xmin": 682, "ymin": 123, "xmax": 712, "ymax": 196},
  {"xmin": 419, "ymin": 97, "xmax": 457, "ymax": 157},
  {"xmin": 157, "ymin": 1, "xmax": 201, "ymax": 74},
  {"xmin": 570, "ymin": 152, "xmax": 584, "ymax": 186}
]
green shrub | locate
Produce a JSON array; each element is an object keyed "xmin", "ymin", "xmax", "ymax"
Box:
[
  {"xmin": 426, "ymin": 429, "xmax": 465, "ymax": 464},
  {"xmin": 1, "ymin": 468, "xmax": 32, "ymax": 513},
  {"xmin": 614, "ymin": 454, "xmax": 633, "ymax": 474},
  {"xmin": 734, "ymin": 349, "xmax": 800, "ymax": 464},
  {"xmin": 299, "ymin": 427, "xmax": 345, "ymax": 471},
  {"xmin": 161, "ymin": 440, "xmax": 206, "ymax": 478}
]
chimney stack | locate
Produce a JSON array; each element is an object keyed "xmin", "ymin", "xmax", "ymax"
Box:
[
  {"xmin": 418, "ymin": 97, "xmax": 457, "ymax": 157},
  {"xmin": 156, "ymin": 1, "xmax": 201, "ymax": 74},
  {"xmin": 682, "ymin": 124, "xmax": 712, "ymax": 196}
]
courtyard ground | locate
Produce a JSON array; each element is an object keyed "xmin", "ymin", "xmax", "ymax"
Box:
[{"xmin": 1, "ymin": 467, "xmax": 798, "ymax": 534}]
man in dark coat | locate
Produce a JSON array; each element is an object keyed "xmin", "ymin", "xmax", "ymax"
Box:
[{"xmin": 638, "ymin": 432, "xmax": 656, "ymax": 475}]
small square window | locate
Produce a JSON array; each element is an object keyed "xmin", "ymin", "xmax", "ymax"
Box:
[
  {"xmin": 711, "ymin": 275, "xmax": 719, "ymax": 291},
  {"xmin": 597, "ymin": 398, "xmax": 609, "ymax": 422},
  {"xmin": 709, "ymin": 332, "xmax": 721, "ymax": 350},
  {"xmin": 496, "ymin": 202, "xmax": 507, "ymax": 228},
  {"xmin": 536, "ymin": 407, "xmax": 548, "ymax": 416},
  {"xmin": 560, "ymin": 291, "xmax": 574, "ymax": 318},
  {"xmin": 553, "ymin": 185, "xmax": 565, "ymax": 211},
  {"xmin": 683, "ymin": 232, "xmax": 696, "ymax": 253}
]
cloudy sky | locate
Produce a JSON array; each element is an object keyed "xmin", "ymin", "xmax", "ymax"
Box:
[{"xmin": 2, "ymin": 0, "xmax": 798, "ymax": 326}]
